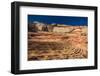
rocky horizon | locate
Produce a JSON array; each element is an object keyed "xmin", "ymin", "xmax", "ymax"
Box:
[{"xmin": 28, "ymin": 21, "xmax": 87, "ymax": 33}]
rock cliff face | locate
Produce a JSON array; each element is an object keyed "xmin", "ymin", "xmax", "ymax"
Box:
[
  {"xmin": 28, "ymin": 22, "xmax": 88, "ymax": 60},
  {"xmin": 28, "ymin": 21, "xmax": 47, "ymax": 32},
  {"xmin": 53, "ymin": 26, "xmax": 74, "ymax": 33},
  {"xmin": 29, "ymin": 21, "xmax": 87, "ymax": 33}
]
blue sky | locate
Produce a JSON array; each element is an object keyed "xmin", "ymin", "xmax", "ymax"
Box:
[{"xmin": 28, "ymin": 15, "xmax": 88, "ymax": 26}]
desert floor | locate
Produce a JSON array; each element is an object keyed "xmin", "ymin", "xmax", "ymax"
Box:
[{"xmin": 28, "ymin": 28, "xmax": 88, "ymax": 61}]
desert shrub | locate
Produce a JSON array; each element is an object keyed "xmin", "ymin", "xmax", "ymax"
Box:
[{"xmin": 81, "ymin": 33, "xmax": 87, "ymax": 36}]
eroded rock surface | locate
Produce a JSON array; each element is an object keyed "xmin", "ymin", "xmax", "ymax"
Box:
[{"xmin": 28, "ymin": 24, "xmax": 88, "ymax": 61}]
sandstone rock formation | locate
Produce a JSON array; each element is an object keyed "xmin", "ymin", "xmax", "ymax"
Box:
[
  {"xmin": 53, "ymin": 26, "xmax": 74, "ymax": 33},
  {"xmin": 28, "ymin": 22, "xmax": 88, "ymax": 60}
]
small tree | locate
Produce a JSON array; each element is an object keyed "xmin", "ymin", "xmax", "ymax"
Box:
[{"xmin": 42, "ymin": 26, "xmax": 48, "ymax": 32}]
